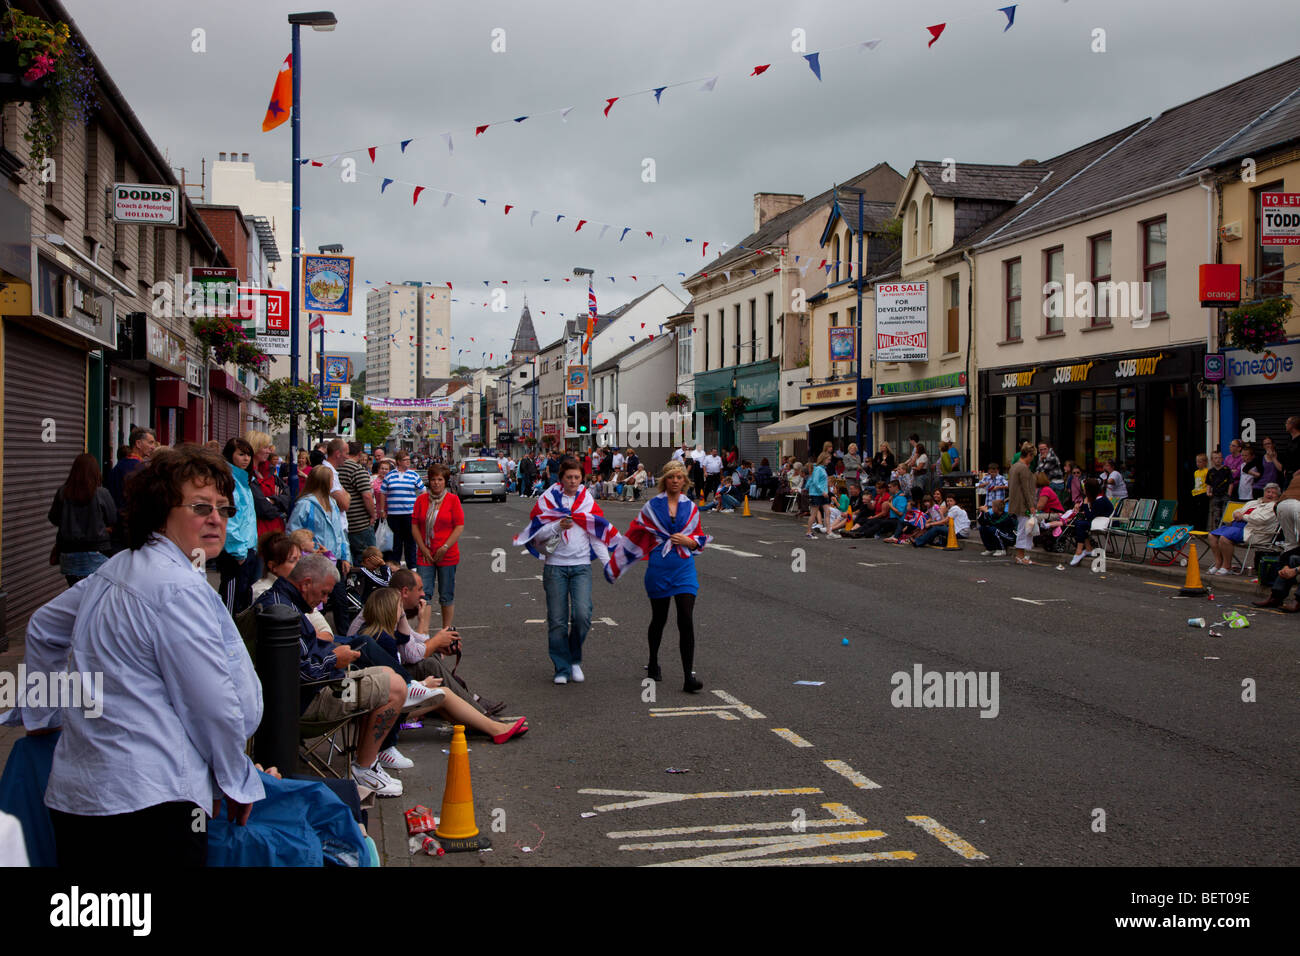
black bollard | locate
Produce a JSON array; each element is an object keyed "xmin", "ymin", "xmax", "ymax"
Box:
[{"xmin": 253, "ymin": 603, "xmax": 301, "ymax": 774}]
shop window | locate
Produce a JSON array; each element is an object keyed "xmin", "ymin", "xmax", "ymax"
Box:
[
  {"xmin": 831, "ymin": 234, "xmax": 841, "ymax": 283},
  {"xmin": 766, "ymin": 292, "xmax": 775, "ymax": 360},
  {"xmin": 1004, "ymin": 258, "xmax": 1021, "ymax": 341},
  {"xmin": 1043, "ymin": 247, "xmax": 1064, "ymax": 334},
  {"xmin": 748, "ymin": 298, "xmax": 757, "ymax": 365},
  {"xmin": 1255, "ymin": 182, "xmax": 1285, "ymax": 299},
  {"xmin": 1142, "ymin": 218, "xmax": 1167, "ymax": 319},
  {"xmin": 945, "ymin": 274, "xmax": 960, "ymax": 354},
  {"xmin": 1089, "ymin": 233, "xmax": 1112, "ymax": 326}
]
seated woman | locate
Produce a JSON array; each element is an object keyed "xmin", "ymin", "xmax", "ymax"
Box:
[
  {"xmin": 823, "ymin": 480, "xmax": 851, "ymax": 538},
  {"xmin": 753, "ymin": 458, "xmax": 774, "ymax": 500},
  {"xmin": 828, "ymin": 483, "xmax": 865, "ymax": 535},
  {"xmin": 1207, "ymin": 482, "xmax": 1281, "ymax": 574},
  {"xmin": 926, "ymin": 489, "xmax": 946, "ymax": 525},
  {"xmin": 855, "ymin": 482, "xmax": 897, "ymax": 538},
  {"xmin": 630, "ymin": 464, "xmax": 650, "ymax": 500},
  {"xmin": 356, "ymin": 589, "xmax": 528, "ymax": 744},
  {"xmin": 1066, "ymin": 477, "xmax": 1111, "ymax": 566},
  {"xmin": 251, "ymin": 530, "xmax": 302, "ymax": 602}
]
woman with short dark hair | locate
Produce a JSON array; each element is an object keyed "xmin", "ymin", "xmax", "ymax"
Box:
[
  {"xmin": 15, "ymin": 444, "xmax": 265, "ymax": 866},
  {"xmin": 217, "ymin": 437, "xmax": 261, "ymax": 615},
  {"xmin": 48, "ymin": 453, "xmax": 117, "ymax": 588}
]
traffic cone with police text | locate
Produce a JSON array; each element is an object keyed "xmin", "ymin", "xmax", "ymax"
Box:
[
  {"xmin": 1179, "ymin": 540, "xmax": 1207, "ymax": 596},
  {"xmin": 434, "ymin": 725, "xmax": 492, "ymax": 851}
]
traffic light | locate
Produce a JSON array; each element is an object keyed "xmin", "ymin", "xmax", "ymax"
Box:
[
  {"xmin": 337, "ymin": 398, "xmax": 357, "ymax": 439},
  {"xmin": 575, "ymin": 401, "xmax": 592, "ymax": 435},
  {"xmin": 567, "ymin": 403, "xmax": 577, "ymax": 433}
]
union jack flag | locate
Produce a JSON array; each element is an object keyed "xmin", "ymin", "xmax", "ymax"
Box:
[
  {"xmin": 611, "ymin": 492, "xmax": 711, "ymax": 575},
  {"xmin": 583, "ymin": 281, "xmax": 597, "ymax": 355},
  {"xmin": 512, "ymin": 482, "xmax": 626, "ymax": 581}
]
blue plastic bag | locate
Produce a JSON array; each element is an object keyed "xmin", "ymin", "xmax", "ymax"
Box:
[{"xmin": 208, "ymin": 771, "xmax": 368, "ymax": 867}]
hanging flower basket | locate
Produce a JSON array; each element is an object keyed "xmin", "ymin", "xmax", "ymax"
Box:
[
  {"xmin": 721, "ymin": 395, "xmax": 751, "ymax": 421},
  {"xmin": 192, "ymin": 316, "xmax": 269, "ymax": 373},
  {"xmin": 666, "ymin": 391, "xmax": 690, "ymax": 409},
  {"xmin": 1224, "ymin": 297, "xmax": 1293, "ymax": 353},
  {"xmin": 0, "ymin": 10, "xmax": 98, "ymax": 167}
]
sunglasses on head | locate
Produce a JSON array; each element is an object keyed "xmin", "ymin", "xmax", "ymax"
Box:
[{"xmin": 181, "ymin": 502, "xmax": 237, "ymax": 518}]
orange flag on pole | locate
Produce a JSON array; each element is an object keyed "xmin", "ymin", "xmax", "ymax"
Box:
[{"xmin": 262, "ymin": 54, "xmax": 292, "ymax": 132}]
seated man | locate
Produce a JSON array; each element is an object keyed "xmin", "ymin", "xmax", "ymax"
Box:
[
  {"xmin": 885, "ymin": 488, "xmax": 928, "ymax": 544},
  {"xmin": 1255, "ymin": 543, "xmax": 1300, "ymax": 611},
  {"xmin": 860, "ymin": 480, "xmax": 905, "ymax": 539},
  {"xmin": 977, "ymin": 499, "xmax": 1017, "ymax": 555},
  {"xmin": 252, "ymin": 553, "xmax": 423, "ymax": 796},
  {"xmin": 911, "ymin": 495, "xmax": 970, "ymax": 547},
  {"xmin": 348, "ymin": 568, "xmax": 507, "ymax": 721}
]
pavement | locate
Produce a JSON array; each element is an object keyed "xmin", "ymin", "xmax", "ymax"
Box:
[{"xmin": 3, "ymin": 493, "xmax": 1297, "ymax": 868}]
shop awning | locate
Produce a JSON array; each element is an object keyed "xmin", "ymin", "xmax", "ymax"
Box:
[
  {"xmin": 756, "ymin": 407, "xmax": 846, "ymax": 440},
  {"xmin": 866, "ymin": 387, "xmax": 967, "ymax": 414}
]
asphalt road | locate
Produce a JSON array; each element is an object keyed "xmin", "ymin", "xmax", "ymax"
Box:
[{"xmin": 377, "ymin": 492, "xmax": 1299, "ymax": 868}]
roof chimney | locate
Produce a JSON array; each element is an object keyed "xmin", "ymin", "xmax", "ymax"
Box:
[
  {"xmin": 753, "ymin": 192, "xmax": 805, "ymax": 231},
  {"xmin": 242, "ymin": 153, "xmax": 249, "ymax": 163},
  {"xmin": 219, "ymin": 152, "xmax": 227, "ymax": 161}
]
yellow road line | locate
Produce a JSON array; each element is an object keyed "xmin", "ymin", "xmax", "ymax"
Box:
[
  {"xmin": 1144, "ymin": 582, "xmax": 1181, "ymax": 589},
  {"xmin": 823, "ymin": 759, "xmax": 882, "ymax": 790},
  {"xmin": 906, "ymin": 815, "xmax": 989, "ymax": 860},
  {"xmin": 771, "ymin": 727, "xmax": 814, "ymax": 748}
]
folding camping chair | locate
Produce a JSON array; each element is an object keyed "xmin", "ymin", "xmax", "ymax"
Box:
[
  {"xmin": 1097, "ymin": 497, "xmax": 1137, "ymax": 555},
  {"xmin": 1133, "ymin": 500, "xmax": 1179, "ymax": 563},
  {"xmin": 1110, "ymin": 499, "xmax": 1157, "ymax": 560}
]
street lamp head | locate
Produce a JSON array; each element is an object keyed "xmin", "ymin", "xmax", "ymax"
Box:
[
  {"xmin": 318, "ymin": 243, "xmax": 344, "ymax": 253},
  {"xmin": 288, "ymin": 11, "xmax": 337, "ymax": 30},
  {"xmin": 573, "ymin": 267, "xmax": 594, "ymax": 277}
]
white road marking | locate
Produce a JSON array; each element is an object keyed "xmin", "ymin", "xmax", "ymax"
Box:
[
  {"xmin": 1011, "ymin": 597, "xmax": 1067, "ymax": 605},
  {"xmin": 771, "ymin": 728, "xmax": 814, "ymax": 748},
  {"xmin": 710, "ymin": 690, "xmax": 766, "ymax": 718},
  {"xmin": 578, "ymin": 787, "xmax": 823, "ymax": 813},
  {"xmin": 598, "ymin": 616, "xmax": 618, "ymax": 626},
  {"xmin": 757, "ymin": 540, "xmax": 777, "ymax": 544},
  {"xmin": 857, "ymin": 562, "xmax": 899, "ymax": 568},
  {"xmin": 906, "ymin": 815, "xmax": 989, "ymax": 860},
  {"xmin": 822, "ymin": 759, "xmax": 882, "ymax": 790},
  {"xmin": 524, "ymin": 619, "xmax": 546, "ymax": 624},
  {"xmin": 650, "ymin": 709, "xmax": 740, "ymax": 720},
  {"xmin": 607, "ymin": 803, "xmax": 864, "ymax": 838},
  {"xmin": 710, "ymin": 543, "xmax": 763, "ymax": 558}
]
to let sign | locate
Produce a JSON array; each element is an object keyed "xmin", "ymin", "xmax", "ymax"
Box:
[
  {"xmin": 113, "ymin": 184, "xmax": 181, "ymax": 226},
  {"xmin": 1261, "ymin": 194, "xmax": 1300, "ymax": 245}
]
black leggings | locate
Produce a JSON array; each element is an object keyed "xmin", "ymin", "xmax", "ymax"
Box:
[{"xmin": 648, "ymin": 594, "xmax": 696, "ymax": 676}]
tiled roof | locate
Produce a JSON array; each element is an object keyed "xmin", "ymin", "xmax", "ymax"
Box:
[
  {"xmin": 913, "ymin": 162, "xmax": 1046, "ymax": 202},
  {"xmin": 977, "ymin": 55, "xmax": 1300, "ymax": 245},
  {"xmin": 687, "ymin": 163, "xmax": 903, "ymax": 281},
  {"xmin": 1190, "ymin": 84, "xmax": 1300, "ymax": 169}
]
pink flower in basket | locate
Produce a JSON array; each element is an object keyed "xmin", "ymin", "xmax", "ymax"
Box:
[{"xmin": 23, "ymin": 53, "xmax": 56, "ymax": 82}]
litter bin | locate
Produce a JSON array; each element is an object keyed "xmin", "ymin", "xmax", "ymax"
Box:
[{"xmin": 940, "ymin": 472, "xmax": 977, "ymax": 514}]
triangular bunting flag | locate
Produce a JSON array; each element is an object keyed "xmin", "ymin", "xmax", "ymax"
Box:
[
  {"xmin": 367, "ymin": 146, "xmax": 376, "ymax": 163},
  {"xmin": 441, "ymin": 132, "xmax": 453, "ymax": 154},
  {"xmin": 620, "ymin": 227, "xmax": 630, "ymax": 241},
  {"xmin": 926, "ymin": 23, "xmax": 946, "ymax": 47},
  {"xmin": 560, "ymin": 106, "xmax": 574, "ymax": 121},
  {"xmin": 653, "ymin": 86, "xmax": 666, "ymax": 103},
  {"xmin": 860, "ymin": 38, "xmax": 881, "ymax": 50},
  {"xmin": 700, "ymin": 75, "xmax": 718, "ymax": 92},
  {"xmin": 599, "ymin": 225, "xmax": 610, "ymax": 239},
  {"xmin": 504, "ymin": 204, "xmax": 513, "ymax": 215},
  {"xmin": 380, "ymin": 178, "xmax": 393, "ymax": 194},
  {"xmin": 1000, "ymin": 5, "xmax": 1016, "ymax": 31},
  {"xmin": 514, "ymin": 115, "xmax": 528, "ymax": 123},
  {"xmin": 702, "ymin": 241, "xmax": 709, "ymax": 257},
  {"xmin": 475, "ymin": 124, "xmax": 489, "ymax": 136},
  {"xmin": 400, "ymin": 139, "xmax": 412, "ymax": 152},
  {"xmin": 442, "ymin": 192, "xmax": 453, "ymax": 207},
  {"xmin": 576, "ymin": 220, "xmax": 587, "ymax": 232},
  {"xmin": 413, "ymin": 186, "xmax": 425, "ymax": 205},
  {"xmin": 604, "ymin": 97, "xmax": 618, "ymax": 117},
  {"xmin": 804, "ymin": 52, "xmax": 822, "ymax": 80},
  {"xmin": 531, "ymin": 210, "xmax": 539, "ymax": 226},
  {"xmin": 750, "ymin": 64, "xmax": 771, "ymax": 76}
]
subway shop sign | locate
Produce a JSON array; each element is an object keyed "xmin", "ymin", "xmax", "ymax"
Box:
[{"xmin": 113, "ymin": 183, "xmax": 181, "ymax": 226}]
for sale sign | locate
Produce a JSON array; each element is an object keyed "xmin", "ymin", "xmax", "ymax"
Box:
[
  {"xmin": 1262, "ymin": 193, "xmax": 1300, "ymax": 246},
  {"xmin": 237, "ymin": 287, "xmax": 291, "ymax": 355},
  {"xmin": 874, "ymin": 281, "xmax": 929, "ymax": 361}
]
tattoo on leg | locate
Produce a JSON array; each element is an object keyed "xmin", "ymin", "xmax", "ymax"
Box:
[{"xmin": 372, "ymin": 706, "xmax": 397, "ymax": 742}]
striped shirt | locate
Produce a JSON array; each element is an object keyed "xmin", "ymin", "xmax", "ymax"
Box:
[
  {"xmin": 381, "ymin": 467, "xmax": 425, "ymax": 515},
  {"xmin": 339, "ymin": 459, "xmax": 373, "ymax": 532}
]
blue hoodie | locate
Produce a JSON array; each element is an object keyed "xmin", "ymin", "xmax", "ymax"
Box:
[{"xmin": 224, "ymin": 467, "xmax": 258, "ymax": 557}]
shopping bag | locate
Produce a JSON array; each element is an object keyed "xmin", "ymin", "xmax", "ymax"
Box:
[{"xmin": 374, "ymin": 520, "xmax": 394, "ymax": 552}]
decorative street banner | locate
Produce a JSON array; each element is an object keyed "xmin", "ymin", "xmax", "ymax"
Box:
[
  {"xmin": 304, "ymin": 254, "xmax": 355, "ymax": 313},
  {"xmin": 365, "ymin": 395, "xmax": 453, "ymax": 411},
  {"xmin": 312, "ymin": 374, "xmax": 341, "ymax": 409},
  {"xmin": 322, "ymin": 353, "xmax": 351, "ymax": 385},
  {"xmin": 237, "ymin": 287, "xmax": 290, "ymax": 355},
  {"xmin": 875, "ymin": 281, "xmax": 929, "ymax": 362},
  {"xmin": 567, "ymin": 365, "xmax": 588, "ymax": 390},
  {"xmin": 828, "ymin": 327, "xmax": 856, "ymax": 362},
  {"xmin": 1261, "ymin": 193, "xmax": 1300, "ymax": 245}
]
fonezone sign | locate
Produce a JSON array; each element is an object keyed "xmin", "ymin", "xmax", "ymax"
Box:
[{"xmin": 113, "ymin": 183, "xmax": 181, "ymax": 226}]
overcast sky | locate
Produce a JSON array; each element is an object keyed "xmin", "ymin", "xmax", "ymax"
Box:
[{"xmin": 62, "ymin": 0, "xmax": 1300, "ymax": 367}]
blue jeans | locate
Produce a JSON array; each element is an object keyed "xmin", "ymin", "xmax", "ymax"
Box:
[
  {"xmin": 417, "ymin": 563, "xmax": 458, "ymax": 606},
  {"xmin": 543, "ymin": 563, "xmax": 592, "ymax": 678},
  {"xmin": 348, "ymin": 526, "xmax": 376, "ymax": 564}
]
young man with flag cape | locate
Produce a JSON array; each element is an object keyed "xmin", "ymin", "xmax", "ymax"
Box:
[
  {"xmin": 610, "ymin": 460, "xmax": 712, "ymax": 692},
  {"xmin": 512, "ymin": 455, "xmax": 626, "ymax": 685}
]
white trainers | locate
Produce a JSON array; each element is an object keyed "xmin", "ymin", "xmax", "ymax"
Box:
[
  {"xmin": 570, "ymin": 663, "xmax": 585, "ymax": 683},
  {"xmin": 553, "ymin": 674, "xmax": 568, "ymax": 684},
  {"xmin": 378, "ymin": 745, "xmax": 414, "ymax": 770},
  {"xmin": 980, "ymin": 550, "xmax": 993, "ymax": 556},
  {"xmin": 813, "ymin": 523, "xmax": 826, "ymax": 532},
  {"xmin": 404, "ymin": 681, "xmax": 444, "ymax": 712},
  {"xmin": 352, "ymin": 760, "xmax": 403, "ymax": 796},
  {"xmin": 826, "ymin": 532, "xmax": 841, "ymax": 539},
  {"xmin": 992, "ymin": 550, "xmax": 1007, "ymax": 556}
]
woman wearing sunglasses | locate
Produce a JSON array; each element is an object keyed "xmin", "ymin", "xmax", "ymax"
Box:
[{"xmin": 9, "ymin": 444, "xmax": 266, "ymax": 866}]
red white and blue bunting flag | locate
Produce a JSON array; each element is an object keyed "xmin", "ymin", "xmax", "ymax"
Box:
[{"xmin": 296, "ymin": 4, "xmax": 1027, "ymax": 166}]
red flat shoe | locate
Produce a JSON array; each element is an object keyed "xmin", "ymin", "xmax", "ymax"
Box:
[{"xmin": 492, "ymin": 717, "xmax": 529, "ymax": 745}]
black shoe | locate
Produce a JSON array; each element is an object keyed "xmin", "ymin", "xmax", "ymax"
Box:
[
  {"xmin": 683, "ymin": 674, "xmax": 704, "ymax": 693},
  {"xmin": 646, "ymin": 664, "xmax": 663, "ymax": 681}
]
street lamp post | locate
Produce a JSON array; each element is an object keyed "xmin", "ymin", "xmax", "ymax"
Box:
[
  {"xmin": 287, "ymin": 10, "xmax": 336, "ymax": 499},
  {"xmin": 841, "ymin": 186, "xmax": 868, "ymax": 454},
  {"xmin": 574, "ymin": 266, "xmax": 594, "ymax": 454}
]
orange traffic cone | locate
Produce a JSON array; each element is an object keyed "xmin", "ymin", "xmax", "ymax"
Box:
[
  {"xmin": 1178, "ymin": 540, "xmax": 1207, "ymax": 596},
  {"xmin": 844, "ymin": 511, "xmax": 855, "ymax": 533},
  {"xmin": 434, "ymin": 724, "xmax": 492, "ymax": 851},
  {"xmin": 943, "ymin": 515, "xmax": 961, "ymax": 551},
  {"xmin": 742, "ymin": 495, "xmax": 752, "ymax": 517}
]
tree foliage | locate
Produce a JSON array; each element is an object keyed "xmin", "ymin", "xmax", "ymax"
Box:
[{"xmin": 255, "ymin": 378, "xmax": 330, "ymax": 434}]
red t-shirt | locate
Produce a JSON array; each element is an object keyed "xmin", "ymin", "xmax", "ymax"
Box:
[{"xmin": 411, "ymin": 492, "xmax": 465, "ymax": 566}]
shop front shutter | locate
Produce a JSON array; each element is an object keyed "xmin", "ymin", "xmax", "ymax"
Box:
[
  {"xmin": 738, "ymin": 419, "xmax": 779, "ymax": 466},
  {"xmin": 1234, "ymin": 386, "xmax": 1300, "ymax": 450},
  {"xmin": 3, "ymin": 324, "xmax": 87, "ymax": 633}
]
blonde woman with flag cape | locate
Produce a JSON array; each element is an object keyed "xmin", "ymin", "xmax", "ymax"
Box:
[{"xmin": 612, "ymin": 460, "xmax": 712, "ymax": 693}]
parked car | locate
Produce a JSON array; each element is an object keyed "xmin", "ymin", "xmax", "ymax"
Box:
[{"xmin": 456, "ymin": 457, "xmax": 508, "ymax": 502}]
